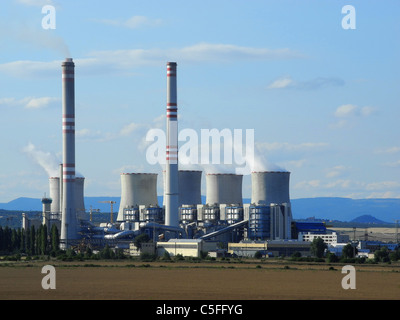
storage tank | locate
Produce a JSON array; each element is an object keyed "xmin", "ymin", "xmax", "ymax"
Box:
[
  {"xmin": 49, "ymin": 177, "xmax": 60, "ymax": 213},
  {"xmin": 251, "ymin": 171, "xmax": 290, "ymax": 206},
  {"xmin": 205, "ymin": 173, "xmax": 243, "ymax": 205},
  {"xmin": 117, "ymin": 173, "xmax": 158, "ymax": 221}
]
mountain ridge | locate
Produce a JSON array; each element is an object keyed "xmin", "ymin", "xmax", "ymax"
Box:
[{"xmin": 1, "ymin": 196, "xmax": 399, "ymax": 223}]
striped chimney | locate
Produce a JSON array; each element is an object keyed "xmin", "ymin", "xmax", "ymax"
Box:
[
  {"xmin": 164, "ymin": 62, "xmax": 179, "ymax": 227},
  {"xmin": 61, "ymin": 58, "xmax": 78, "ymax": 244}
]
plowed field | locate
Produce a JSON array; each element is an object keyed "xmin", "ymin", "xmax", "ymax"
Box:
[{"xmin": 1, "ymin": 260, "xmax": 399, "ymax": 300}]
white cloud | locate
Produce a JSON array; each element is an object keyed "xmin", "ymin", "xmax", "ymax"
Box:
[
  {"xmin": 326, "ymin": 165, "xmax": 347, "ymax": 178},
  {"xmin": 385, "ymin": 160, "xmax": 400, "ymax": 168},
  {"xmin": 334, "ymin": 104, "xmax": 358, "ymax": 117},
  {"xmin": 375, "ymin": 146, "xmax": 400, "ymax": 154},
  {"xmin": 256, "ymin": 141, "xmax": 328, "ymax": 152},
  {"xmin": 268, "ymin": 76, "xmax": 344, "ymax": 90},
  {"xmin": 332, "ymin": 104, "xmax": 377, "ymax": 128},
  {"xmin": 295, "ymin": 180, "xmax": 321, "ymax": 189},
  {"xmin": 0, "ymin": 60, "xmax": 59, "ymax": 78},
  {"xmin": 334, "ymin": 104, "xmax": 376, "ymax": 118},
  {"xmin": 0, "ymin": 96, "xmax": 59, "ymax": 109},
  {"xmin": 119, "ymin": 122, "xmax": 146, "ymax": 136},
  {"xmin": 25, "ymin": 97, "xmax": 59, "ymax": 109},
  {"xmin": 281, "ymin": 159, "xmax": 307, "ymax": 168},
  {"xmin": 325, "ymin": 179, "xmax": 352, "ymax": 189},
  {"xmin": 15, "ymin": 0, "xmax": 53, "ymax": 6},
  {"xmin": 0, "ymin": 43, "xmax": 303, "ymax": 78},
  {"xmin": 97, "ymin": 16, "xmax": 163, "ymax": 29},
  {"xmin": 366, "ymin": 191, "xmax": 400, "ymax": 199},
  {"xmin": 77, "ymin": 121, "xmax": 150, "ymax": 143},
  {"xmin": 268, "ymin": 76, "xmax": 293, "ymax": 89},
  {"xmin": 365, "ymin": 181, "xmax": 400, "ymax": 191}
]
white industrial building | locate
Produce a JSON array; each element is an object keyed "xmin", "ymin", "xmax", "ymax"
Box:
[
  {"xmin": 298, "ymin": 231, "xmax": 349, "ymax": 245},
  {"xmin": 157, "ymin": 239, "xmax": 206, "ymax": 258}
]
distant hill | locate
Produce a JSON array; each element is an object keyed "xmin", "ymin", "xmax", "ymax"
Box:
[
  {"xmin": 350, "ymin": 214, "xmax": 387, "ymax": 224},
  {"xmin": 0, "ymin": 197, "xmax": 42, "ymax": 211},
  {"xmin": 290, "ymin": 197, "xmax": 400, "ymax": 223},
  {"xmin": 0, "ymin": 196, "xmax": 399, "ymax": 223}
]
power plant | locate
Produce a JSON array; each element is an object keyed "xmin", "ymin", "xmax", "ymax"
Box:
[{"xmin": 27, "ymin": 59, "xmax": 296, "ymax": 255}]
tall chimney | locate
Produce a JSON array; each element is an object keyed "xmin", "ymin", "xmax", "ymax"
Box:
[
  {"xmin": 164, "ymin": 62, "xmax": 179, "ymax": 226},
  {"xmin": 61, "ymin": 58, "xmax": 78, "ymax": 244}
]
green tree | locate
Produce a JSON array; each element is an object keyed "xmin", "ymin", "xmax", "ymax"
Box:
[
  {"xmin": 84, "ymin": 246, "xmax": 93, "ymax": 259},
  {"xmin": 0, "ymin": 226, "xmax": 4, "ymax": 252},
  {"xmin": 374, "ymin": 247, "xmax": 390, "ymax": 263},
  {"xmin": 11, "ymin": 228, "xmax": 19, "ymax": 252},
  {"xmin": 19, "ymin": 228, "xmax": 25, "ymax": 253},
  {"xmin": 310, "ymin": 237, "xmax": 327, "ymax": 258},
  {"xmin": 29, "ymin": 225, "xmax": 36, "ymax": 255},
  {"xmin": 100, "ymin": 244, "xmax": 113, "ymax": 259},
  {"xmin": 3, "ymin": 226, "xmax": 11, "ymax": 252},
  {"xmin": 326, "ymin": 251, "xmax": 339, "ymax": 263},
  {"xmin": 342, "ymin": 243, "xmax": 357, "ymax": 259},
  {"xmin": 41, "ymin": 224, "xmax": 48, "ymax": 255},
  {"xmin": 134, "ymin": 233, "xmax": 151, "ymax": 250},
  {"xmin": 389, "ymin": 250, "xmax": 399, "ymax": 261},
  {"xmin": 25, "ymin": 227, "xmax": 31, "ymax": 255},
  {"xmin": 162, "ymin": 250, "xmax": 171, "ymax": 261},
  {"xmin": 291, "ymin": 251, "xmax": 301, "ymax": 258},
  {"xmin": 50, "ymin": 224, "xmax": 60, "ymax": 254}
]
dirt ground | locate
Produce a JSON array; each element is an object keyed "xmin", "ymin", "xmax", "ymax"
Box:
[{"xmin": 1, "ymin": 260, "xmax": 399, "ymax": 300}]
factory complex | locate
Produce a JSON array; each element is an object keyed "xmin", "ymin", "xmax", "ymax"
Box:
[{"xmin": 22, "ymin": 59, "xmax": 358, "ymax": 259}]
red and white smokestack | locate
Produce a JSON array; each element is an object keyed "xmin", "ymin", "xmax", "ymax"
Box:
[
  {"xmin": 165, "ymin": 62, "xmax": 179, "ymax": 227},
  {"xmin": 60, "ymin": 58, "xmax": 78, "ymax": 244}
]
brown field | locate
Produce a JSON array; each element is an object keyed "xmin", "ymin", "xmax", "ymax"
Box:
[
  {"xmin": 331, "ymin": 227, "xmax": 398, "ymax": 242},
  {"xmin": 1, "ymin": 260, "xmax": 399, "ymax": 300}
]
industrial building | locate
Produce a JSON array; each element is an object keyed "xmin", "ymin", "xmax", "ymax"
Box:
[
  {"xmin": 228, "ymin": 240, "xmax": 312, "ymax": 258},
  {"xmin": 21, "ymin": 59, "xmax": 324, "ymax": 257},
  {"xmin": 298, "ymin": 231, "xmax": 349, "ymax": 245}
]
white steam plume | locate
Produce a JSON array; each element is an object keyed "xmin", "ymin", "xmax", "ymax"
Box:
[{"xmin": 23, "ymin": 143, "xmax": 60, "ymax": 177}]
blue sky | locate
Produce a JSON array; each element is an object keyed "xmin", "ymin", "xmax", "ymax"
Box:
[{"xmin": 0, "ymin": 0, "xmax": 399, "ymax": 204}]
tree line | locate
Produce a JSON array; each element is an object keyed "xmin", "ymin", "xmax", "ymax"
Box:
[{"xmin": 0, "ymin": 224, "xmax": 60, "ymax": 256}]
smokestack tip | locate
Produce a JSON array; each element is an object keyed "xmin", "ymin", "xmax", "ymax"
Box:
[{"xmin": 62, "ymin": 58, "xmax": 74, "ymax": 67}]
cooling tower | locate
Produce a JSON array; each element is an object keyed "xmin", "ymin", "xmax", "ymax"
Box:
[
  {"xmin": 163, "ymin": 170, "xmax": 202, "ymax": 206},
  {"xmin": 61, "ymin": 58, "xmax": 78, "ymax": 243},
  {"xmin": 205, "ymin": 173, "xmax": 243, "ymax": 205},
  {"xmin": 117, "ymin": 173, "xmax": 158, "ymax": 221},
  {"xmin": 49, "ymin": 177, "xmax": 60, "ymax": 213},
  {"xmin": 75, "ymin": 177, "xmax": 85, "ymax": 219},
  {"xmin": 251, "ymin": 171, "xmax": 290, "ymax": 205},
  {"xmin": 164, "ymin": 62, "xmax": 179, "ymax": 227},
  {"xmin": 179, "ymin": 170, "xmax": 202, "ymax": 206}
]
